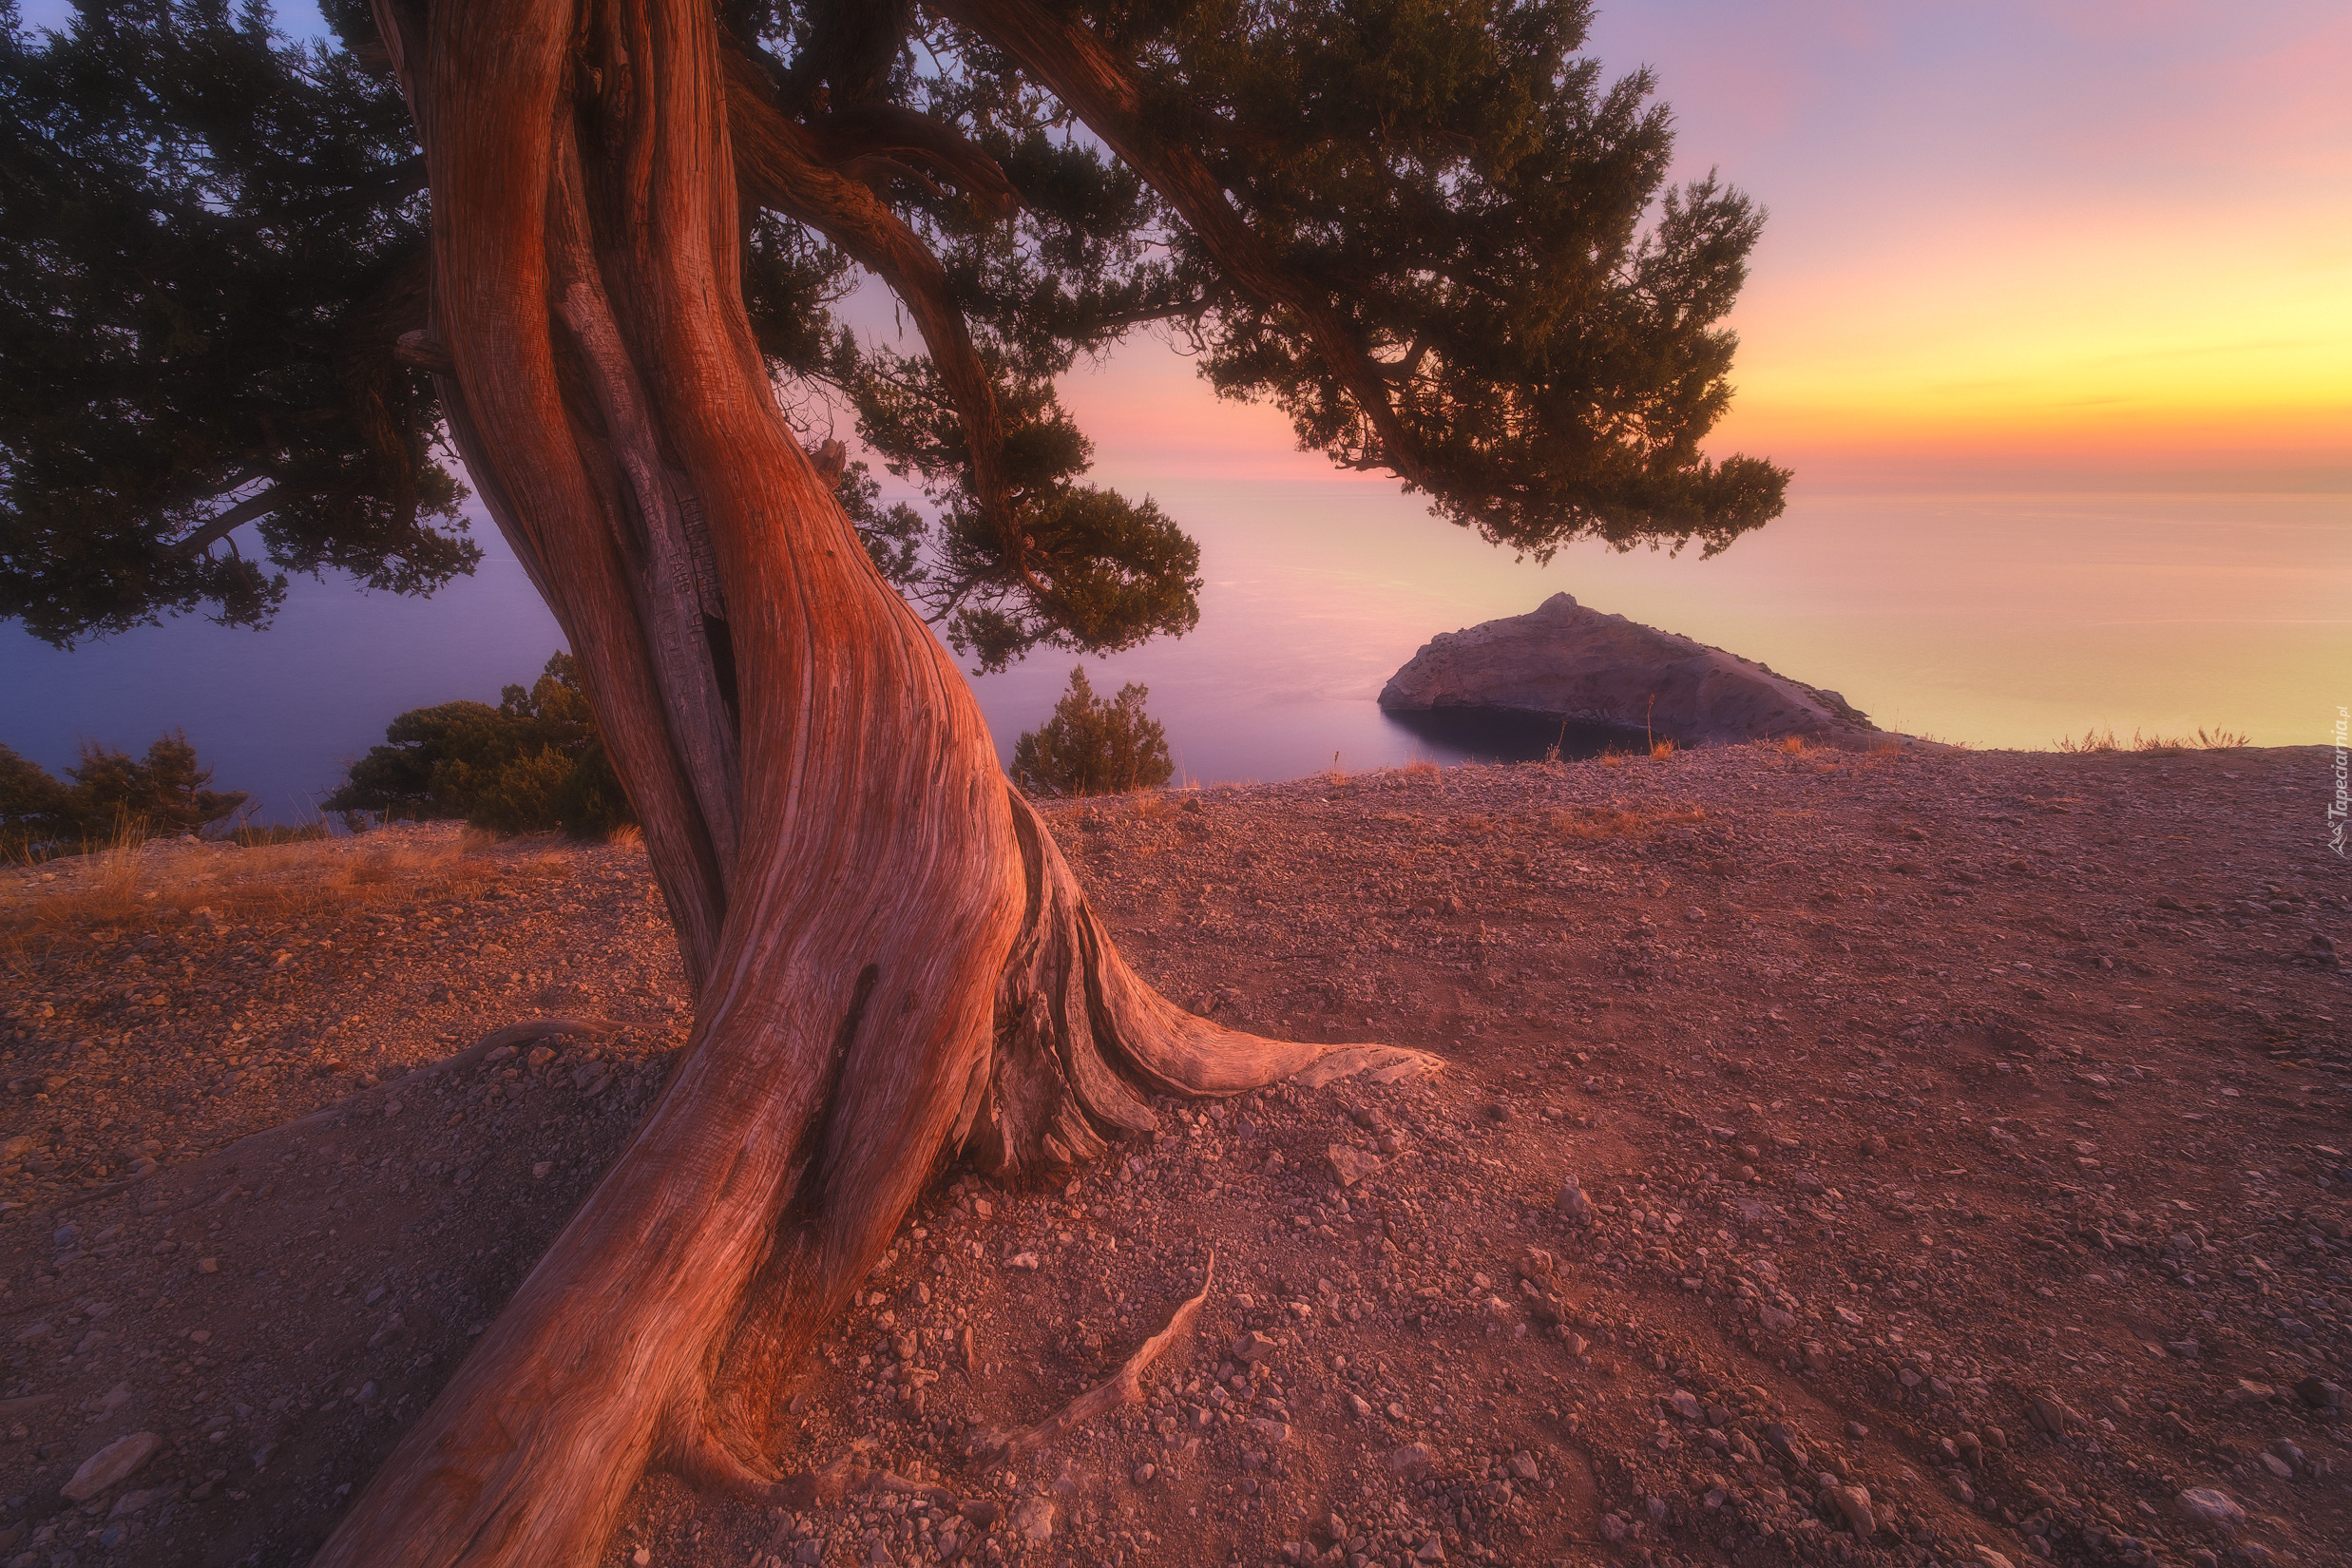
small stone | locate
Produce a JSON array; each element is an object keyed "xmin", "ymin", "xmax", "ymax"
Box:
[
  {"xmin": 1414, "ymin": 1536, "xmax": 1446, "ymax": 1562},
  {"xmin": 1132, "ymin": 1463, "xmax": 1156, "ymax": 1484},
  {"xmin": 2178, "ymin": 1487, "xmax": 2242, "ymax": 1527},
  {"xmin": 2295, "ymin": 1375, "xmax": 2344, "ymax": 1411},
  {"xmin": 1231, "ymin": 1330, "xmax": 1278, "ymax": 1365},
  {"xmin": 1348, "ymin": 1393, "xmax": 1374, "ymax": 1419},
  {"xmin": 2258, "ymin": 1451, "xmax": 2292, "ymax": 1479},
  {"xmin": 1668, "ymin": 1389, "xmax": 1704, "ymax": 1423},
  {"xmin": 1830, "ymin": 1483, "xmax": 1875, "ymax": 1536},
  {"xmin": 1507, "ymin": 1451, "xmax": 1539, "ymax": 1482},
  {"xmin": 2026, "ymin": 1392, "xmax": 2075, "ymax": 1437},
  {"xmin": 1386, "ymin": 1443, "xmax": 1432, "ymax": 1473},
  {"xmin": 63, "ymin": 1430, "xmax": 161, "ymax": 1501},
  {"xmin": 1972, "ymin": 1549, "xmax": 2017, "ymax": 1568},
  {"xmin": 1599, "ymin": 1513, "xmax": 1629, "ymax": 1543},
  {"xmin": 632, "ymin": 1549, "xmax": 651, "ymax": 1567},
  {"xmin": 1011, "ymin": 1494, "xmax": 1056, "ymax": 1544},
  {"xmin": 1326, "ymin": 1145, "xmax": 1383, "ymax": 1187},
  {"xmin": 198, "ymin": 1257, "xmax": 219, "ymax": 1273},
  {"xmin": 1558, "ymin": 1180, "xmax": 1594, "ymax": 1222},
  {"xmin": 11, "ymin": 1321, "xmax": 50, "ymax": 1344},
  {"xmin": 531, "ymin": 1161, "xmax": 552, "ymax": 1179}
]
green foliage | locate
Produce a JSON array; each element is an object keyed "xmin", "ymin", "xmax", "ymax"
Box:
[
  {"xmin": 0, "ymin": 731, "xmax": 248, "ymax": 859},
  {"xmin": 0, "ymin": 742, "xmax": 78, "ymax": 860},
  {"xmin": 1144, "ymin": 0, "xmax": 1788, "ymax": 554},
  {"xmin": 322, "ymin": 652, "xmax": 636, "ymax": 838},
  {"xmin": 4, "ymin": 0, "xmax": 1785, "ymax": 670},
  {"xmin": 0, "ymin": 0, "xmax": 482, "ymax": 647},
  {"xmin": 1009, "ymin": 665, "xmax": 1175, "ymax": 797}
]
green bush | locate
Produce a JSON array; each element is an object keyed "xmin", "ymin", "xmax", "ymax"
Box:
[
  {"xmin": 1, "ymin": 733, "xmax": 248, "ymax": 860},
  {"xmin": 0, "ymin": 743, "xmax": 76, "ymax": 861},
  {"xmin": 1010, "ymin": 666, "xmax": 1175, "ymax": 797},
  {"xmin": 323, "ymin": 652, "xmax": 634, "ymax": 838}
]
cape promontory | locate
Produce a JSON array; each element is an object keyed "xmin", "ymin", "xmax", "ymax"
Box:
[{"xmin": 1378, "ymin": 591, "xmax": 1884, "ymax": 746}]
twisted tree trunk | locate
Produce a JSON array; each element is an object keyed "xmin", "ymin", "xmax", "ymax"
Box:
[{"xmin": 323, "ymin": 4, "xmax": 1430, "ymax": 1563}]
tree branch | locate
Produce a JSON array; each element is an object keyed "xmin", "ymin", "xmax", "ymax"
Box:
[
  {"xmin": 805, "ymin": 105, "xmax": 1019, "ymax": 217},
  {"xmin": 722, "ymin": 48, "xmax": 1028, "ymax": 570},
  {"xmin": 164, "ymin": 487, "xmax": 287, "ymax": 561},
  {"xmin": 930, "ymin": 0, "xmax": 1432, "ymax": 488}
]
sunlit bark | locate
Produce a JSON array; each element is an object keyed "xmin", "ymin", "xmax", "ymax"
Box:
[{"xmin": 320, "ymin": 4, "xmax": 1431, "ymax": 1562}]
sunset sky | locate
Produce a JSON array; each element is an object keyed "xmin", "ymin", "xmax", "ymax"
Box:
[
  {"xmin": 19, "ymin": 0, "xmax": 2340, "ymax": 491},
  {"xmin": 6, "ymin": 0, "xmax": 2344, "ymax": 792},
  {"xmin": 1059, "ymin": 0, "xmax": 2352, "ymax": 493}
]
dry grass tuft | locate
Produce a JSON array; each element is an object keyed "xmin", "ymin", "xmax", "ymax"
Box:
[
  {"xmin": 1649, "ymin": 739, "xmax": 1678, "ymax": 760},
  {"xmin": 2052, "ymin": 726, "xmax": 2249, "ymax": 755},
  {"xmin": 1543, "ymin": 803, "xmax": 1707, "ymax": 841},
  {"xmin": 1127, "ymin": 790, "xmax": 1180, "ymax": 822},
  {"xmin": 1401, "ymin": 757, "xmax": 1441, "ymax": 779},
  {"xmin": 606, "ymin": 823, "xmax": 644, "ymax": 849},
  {"xmin": 0, "ymin": 828, "xmax": 512, "ymax": 955}
]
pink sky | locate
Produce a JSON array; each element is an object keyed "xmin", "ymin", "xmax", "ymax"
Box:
[
  {"xmin": 1066, "ymin": 1, "xmax": 2352, "ymax": 492},
  {"xmin": 29, "ymin": 0, "xmax": 2338, "ymax": 492}
]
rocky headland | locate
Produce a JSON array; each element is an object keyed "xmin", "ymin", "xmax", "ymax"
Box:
[{"xmin": 1380, "ymin": 594, "xmax": 1887, "ymax": 748}]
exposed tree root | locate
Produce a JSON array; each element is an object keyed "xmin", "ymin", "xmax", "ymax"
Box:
[
  {"xmin": 968, "ymin": 794, "xmax": 1440, "ymax": 1178},
  {"xmin": 664, "ymin": 1421, "xmax": 959, "ymax": 1516},
  {"xmin": 465, "ymin": 1015, "xmax": 628, "ymax": 1058},
  {"xmin": 964, "ymin": 1251, "xmax": 1215, "ymax": 1465}
]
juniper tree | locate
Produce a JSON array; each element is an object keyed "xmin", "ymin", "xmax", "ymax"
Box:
[
  {"xmin": 0, "ymin": 2, "xmax": 1784, "ymax": 1560},
  {"xmin": 1010, "ymin": 664, "xmax": 1174, "ymax": 795}
]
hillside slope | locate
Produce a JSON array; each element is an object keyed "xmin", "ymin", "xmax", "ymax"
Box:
[{"xmin": 0, "ymin": 741, "xmax": 2345, "ymax": 1568}]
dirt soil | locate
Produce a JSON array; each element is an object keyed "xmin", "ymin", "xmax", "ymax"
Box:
[{"xmin": 0, "ymin": 740, "xmax": 2346, "ymax": 1568}]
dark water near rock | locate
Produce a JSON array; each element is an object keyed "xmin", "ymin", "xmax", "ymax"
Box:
[{"xmin": 1375, "ymin": 708, "xmax": 1652, "ymax": 764}]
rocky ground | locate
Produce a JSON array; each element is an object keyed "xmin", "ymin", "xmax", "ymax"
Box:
[{"xmin": 0, "ymin": 739, "xmax": 2346, "ymax": 1568}]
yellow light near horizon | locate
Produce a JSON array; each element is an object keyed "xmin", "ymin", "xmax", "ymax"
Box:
[{"xmin": 1711, "ymin": 199, "xmax": 2352, "ymax": 460}]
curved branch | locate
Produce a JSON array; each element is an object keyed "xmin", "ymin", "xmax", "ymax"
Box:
[
  {"xmin": 722, "ymin": 48, "xmax": 1027, "ymax": 570},
  {"xmin": 931, "ymin": 0, "xmax": 1431, "ymax": 488},
  {"xmin": 807, "ymin": 105, "xmax": 1020, "ymax": 218},
  {"xmin": 163, "ymin": 486, "xmax": 289, "ymax": 560}
]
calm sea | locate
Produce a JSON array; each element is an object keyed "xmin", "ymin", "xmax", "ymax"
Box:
[{"xmin": 4, "ymin": 483, "xmax": 2343, "ymax": 817}]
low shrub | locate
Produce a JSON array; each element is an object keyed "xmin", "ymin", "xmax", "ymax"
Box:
[
  {"xmin": 1010, "ymin": 666, "xmax": 1175, "ymax": 798},
  {"xmin": 1, "ymin": 733, "xmax": 247, "ymax": 861},
  {"xmin": 323, "ymin": 652, "xmax": 635, "ymax": 838}
]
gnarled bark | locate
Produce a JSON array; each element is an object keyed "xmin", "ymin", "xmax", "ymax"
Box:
[{"xmin": 320, "ymin": 4, "xmax": 1436, "ymax": 1564}]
